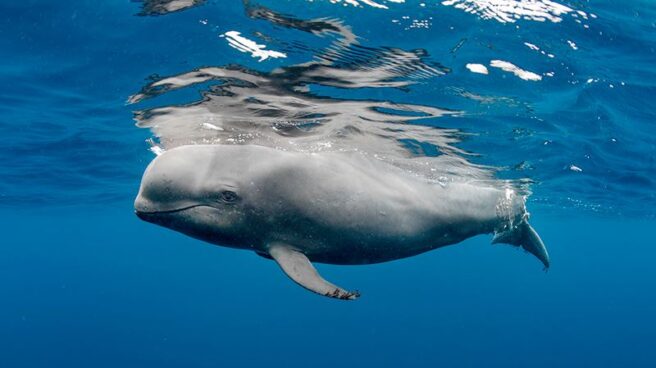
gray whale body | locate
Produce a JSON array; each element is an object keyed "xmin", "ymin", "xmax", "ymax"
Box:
[{"xmin": 135, "ymin": 144, "xmax": 549, "ymax": 300}]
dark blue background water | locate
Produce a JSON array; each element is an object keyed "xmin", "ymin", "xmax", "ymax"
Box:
[{"xmin": 2, "ymin": 1, "xmax": 655, "ymax": 367}]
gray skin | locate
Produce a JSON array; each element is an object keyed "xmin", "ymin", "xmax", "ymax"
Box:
[{"xmin": 135, "ymin": 144, "xmax": 549, "ymax": 300}]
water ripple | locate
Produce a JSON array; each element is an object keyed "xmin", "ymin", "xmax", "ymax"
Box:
[{"xmin": 128, "ymin": 4, "xmax": 498, "ymax": 188}]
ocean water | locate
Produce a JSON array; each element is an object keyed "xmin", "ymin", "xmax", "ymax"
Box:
[{"xmin": 1, "ymin": 0, "xmax": 655, "ymax": 367}]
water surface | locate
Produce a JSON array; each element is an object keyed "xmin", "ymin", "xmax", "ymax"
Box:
[{"xmin": 1, "ymin": 0, "xmax": 655, "ymax": 366}]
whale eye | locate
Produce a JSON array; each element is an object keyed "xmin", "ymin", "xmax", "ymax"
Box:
[{"xmin": 218, "ymin": 190, "xmax": 239, "ymax": 203}]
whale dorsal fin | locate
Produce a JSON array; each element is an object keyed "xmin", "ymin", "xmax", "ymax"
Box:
[{"xmin": 267, "ymin": 243, "xmax": 360, "ymax": 300}]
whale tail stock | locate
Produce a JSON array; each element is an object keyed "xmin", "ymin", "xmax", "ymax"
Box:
[{"xmin": 492, "ymin": 219, "xmax": 550, "ymax": 270}]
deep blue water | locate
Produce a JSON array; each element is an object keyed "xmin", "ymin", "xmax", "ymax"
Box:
[{"xmin": 2, "ymin": 0, "xmax": 656, "ymax": 367}]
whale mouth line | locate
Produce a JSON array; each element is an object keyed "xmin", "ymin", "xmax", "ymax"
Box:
[{"xmin": 135, "ymin": 204, "xmax": 203, "ymax": 217}]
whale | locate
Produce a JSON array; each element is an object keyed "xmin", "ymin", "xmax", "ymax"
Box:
[{"xmin": 135, "ymin": 144, "xmax": 549, "ymax": 300}]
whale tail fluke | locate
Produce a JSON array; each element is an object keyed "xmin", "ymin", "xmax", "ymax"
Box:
[{"xmin": 493, "ymin": 220, "xmax": 550, "ymax": 269}]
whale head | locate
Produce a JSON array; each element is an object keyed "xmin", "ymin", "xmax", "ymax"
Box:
[{"xmin": 134, "ymin": 145, "xmax": 261, "ymax": 248}]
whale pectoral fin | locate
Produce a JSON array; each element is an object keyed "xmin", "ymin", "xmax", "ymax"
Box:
[
  {"xmin": 267, "ymin": 243, "xmax": 360, "ymax": 300},
  {"xmin": 493, "ymin": 220, "xmax": 550, "ymax": 270}
]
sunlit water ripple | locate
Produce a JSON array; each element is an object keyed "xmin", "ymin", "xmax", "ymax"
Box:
[{"xmin": 1, "ymin": 0, "xmax": 654, "ymax": 218}]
